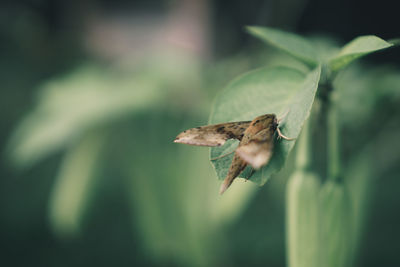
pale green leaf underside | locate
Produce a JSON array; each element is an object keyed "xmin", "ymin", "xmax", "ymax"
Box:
[
  {"xmin": 329, "ymin": 35, "xmax": 393, "ymax": 71},
  {"xmin": 209, "ymin": 66, "xmax": 321, "ymax": 186},
  {"xmin": 246, "ymin": 26, "xmax": 319, "ymax": 67}
]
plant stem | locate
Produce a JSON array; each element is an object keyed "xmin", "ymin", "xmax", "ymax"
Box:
[
  {"xmin": 287, "ymin": 112, "xmax": 320, "ymax": 267},
  {"xmin": 327, "ymin": 92, "xmax": 341, "ymax": 181},
  {"xmin": 296, "ymin": 116, "xmax": 311, "ymax": 170}
]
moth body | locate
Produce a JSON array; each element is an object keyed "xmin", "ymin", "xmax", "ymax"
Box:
[{"xmin": 174, "ymin": 113, "xmax": 291, "ymax": 194}]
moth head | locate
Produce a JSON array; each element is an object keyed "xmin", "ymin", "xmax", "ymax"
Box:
[{"xmin": 249, "ymin": 114, "xmax": 278, "ymax": 132}]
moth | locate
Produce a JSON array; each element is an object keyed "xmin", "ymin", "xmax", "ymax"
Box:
[{"xmin": 174, "ymin": 114, "xmax": 293, "ymax": 194}]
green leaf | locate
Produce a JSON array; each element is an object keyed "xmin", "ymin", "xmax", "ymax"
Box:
[
  {"xmin": 48, "ymin": 131, "xmax": 105, "ymax": 237},
  {"xmin": 335, "ymin": 64, "xmax": 400, "ymax": 127},
  {"xmin": 209, "ymin": 66, "xmax": 321, "ymax": 185},
  {"xmin": 328, "ymin": 35, "xmax": 393, "ymax": 72},
  {"xmin": 246, "ymin": 26, "xmax": 319, "ymax": 67}
]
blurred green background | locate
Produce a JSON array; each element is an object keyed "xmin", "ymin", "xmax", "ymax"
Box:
[{"xmin": 1, "ymin": 0, "xmax": 399, "ymax": 266}]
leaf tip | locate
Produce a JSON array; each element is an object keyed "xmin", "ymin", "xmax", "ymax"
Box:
[
  {"xmin": 245, "ymin": 25, "xmax": 259, "ymax": 35},
  {"xmin": 388, "ymin": 38, "xmax": 400, "ymax": 46}
]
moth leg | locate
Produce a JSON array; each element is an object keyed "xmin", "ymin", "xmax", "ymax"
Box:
[
  {"xmin": 245, "ymin": 168, "xmax": 255, "ymax": 182},
  {"xmin": 211, "ymin": 150, "xmax": 235, "ymax": 161},
  {"xmin": 277, "ymin": 127, "xmax": 295, "ymax": 141}
]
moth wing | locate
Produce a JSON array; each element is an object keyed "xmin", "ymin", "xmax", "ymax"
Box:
[
  {"xmin": 219, "ymin": 154, "xmax": 247, "ymax": 194},
  {"xmin": 174, "ymin": 121, "xmax": 251, "ymax": 147},
  {"xmin": 236, "ymin": 128, "xmax": 275, "ymax": 169}
]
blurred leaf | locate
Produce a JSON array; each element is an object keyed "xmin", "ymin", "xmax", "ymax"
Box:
[
  {"xmin": 310, "ymin": 36, "xmax": 341, "ymax": 57},
  {"xmin": 48, "ymin": 131, "xmax": 105, "ymax": 237},
  {"xmin": 328, "ymin": 36, "xmax": 393, "ymax": 72},
  {"xmin": 286, "ymin": 170, "xmax": 320, "ymax": 267},
  {"xmin": 210, "ymin": 66, "xmax": 321, "ymax": 185},
  {"xmin": 246, "ymin": 26, "xmax": 319, "ymax": 67},
  {"xmin": 335, "ymin": 64, "xmax": 400, "ymax": 127},
  {"xmin": 7, "ymin": 66, "xmax": 164, "ymax": 168}
]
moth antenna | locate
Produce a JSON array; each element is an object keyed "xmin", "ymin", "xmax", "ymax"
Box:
[
  {"xmin": 278, "ymin": 109, "xmax": 290, "ymax": 124},
  {"xmin": 277, "ymin": 127, "xmax": 295, "ymax": 141},
  {"xmin": 211, "ymin": 151, "xmax": 235, "ymax": 161}
]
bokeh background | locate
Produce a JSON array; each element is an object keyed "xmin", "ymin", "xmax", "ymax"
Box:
[{"xmin": 1, "ymin": 0, "xmax": 399, "ymax": 266}]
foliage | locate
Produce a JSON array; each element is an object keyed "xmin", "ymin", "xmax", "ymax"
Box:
[
  {"xmin": 207, "ymin": 26, "xmax": 397, "ymax": 267},
  {"xmin": 4, "ymin": 23, "xmax": 400, "ymax": 267},
  {"xmin": 210, "ymin": 27, "xmax": 394, "ymax": 187}
]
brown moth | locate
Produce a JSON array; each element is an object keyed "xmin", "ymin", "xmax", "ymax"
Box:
[{"xmin": 174, "ymin": 114, "xmax": 293, "ymax": 194}]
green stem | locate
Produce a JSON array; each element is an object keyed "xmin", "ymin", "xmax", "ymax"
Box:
[
  {"xmin": 327, "ymin": 92, "xmax": 341, "ymax": 181},
  {"xmin": 296, "ymin": 113, "xmax": 312, "ymax": 170}
]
